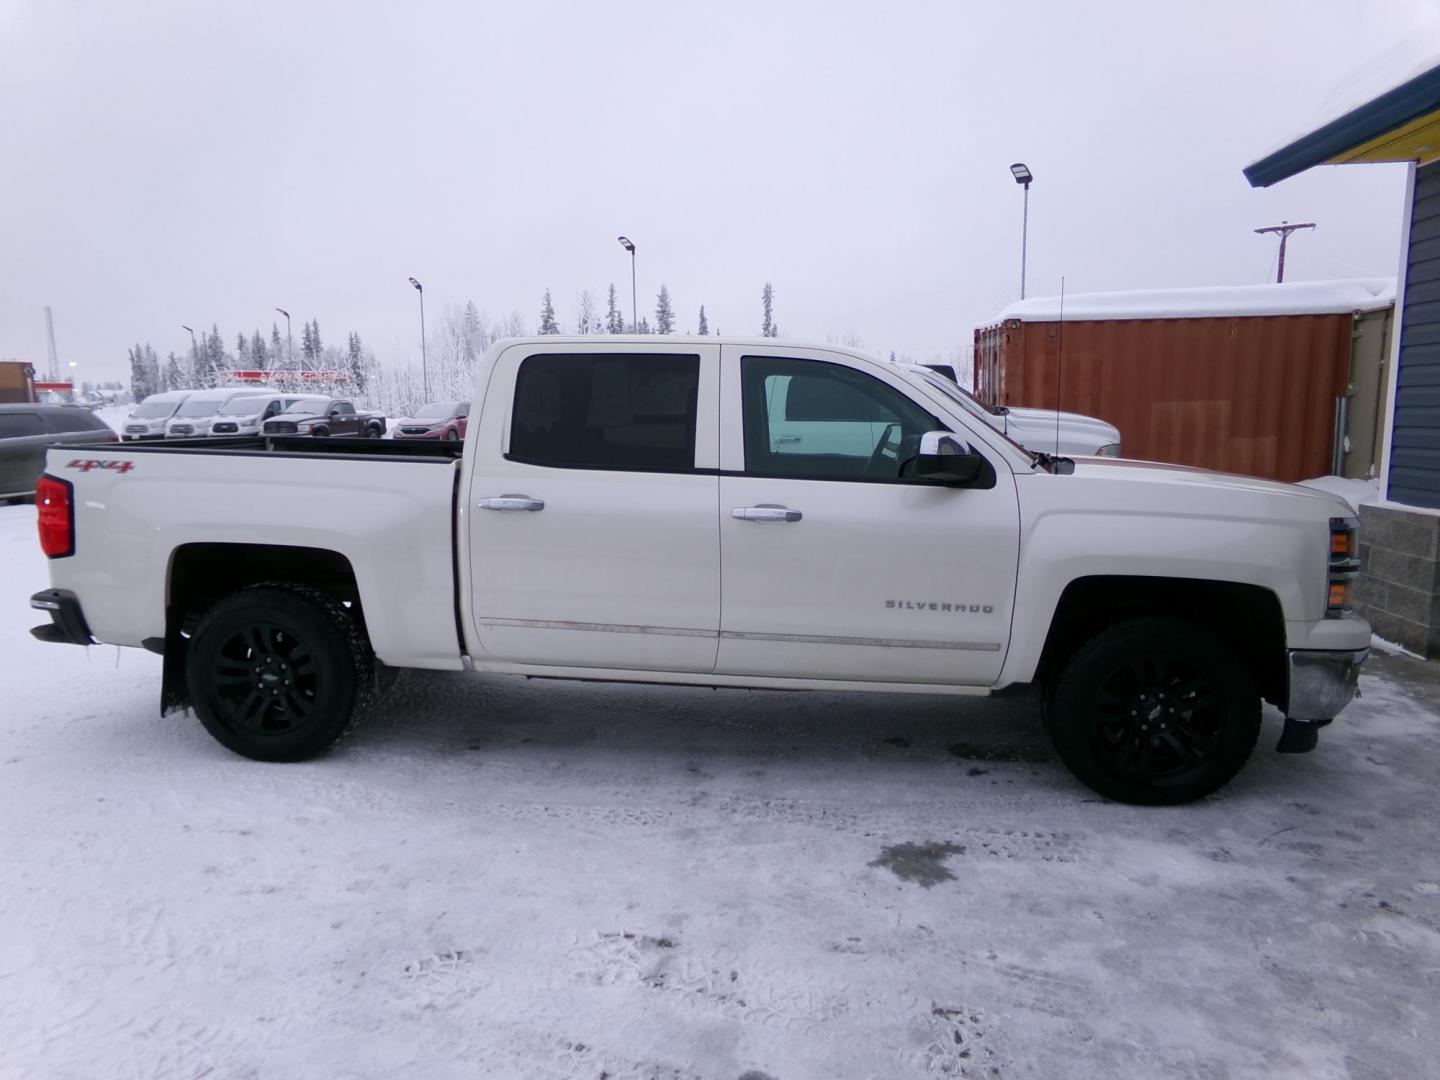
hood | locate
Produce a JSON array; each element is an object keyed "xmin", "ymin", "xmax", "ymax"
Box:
[
  {"xmin": 1064, "ymin": 456, "xmax": 1353, "ymax": 519},
  {"xmin": 274, "ymin": 411, "xmax": 326, "ymax": 424},
  {"xmin": 1004, "ymin": 407, "xmax": 1118, "ymax": 439}
]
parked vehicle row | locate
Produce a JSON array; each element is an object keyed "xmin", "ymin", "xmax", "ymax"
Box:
[{"xmin": 121, "ymin": 390, "xmax": 387, "ymax": 440}]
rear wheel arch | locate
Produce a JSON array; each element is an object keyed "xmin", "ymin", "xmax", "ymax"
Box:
[{"xmin": 161, "ymin": 543, "xmax": 372, "ymax": 713}]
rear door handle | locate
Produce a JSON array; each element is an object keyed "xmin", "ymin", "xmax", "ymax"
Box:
[
  {"xmin": 479, "ymin": 495, "xmax": 545, "ymax": 512},
  {"xmin": 731, "ymin": 504, "xmax": 802, "ymax": 523}
]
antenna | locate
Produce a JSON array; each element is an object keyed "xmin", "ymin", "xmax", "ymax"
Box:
[
  {"xmin": 1055, "ymin": 277, "xmax": 1064, "ymax": 455},
  {"xmin": 44, "ymin": 306, "xmax": 60, "ymax": 382}
]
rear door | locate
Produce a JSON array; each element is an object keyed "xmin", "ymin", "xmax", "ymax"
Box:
[
  {"xmin": 716, "ymin": 345, "xmax": 1020, "ymax": 685},
  {"xmin": 0, "ymin": 411, "xmax": 54, "ymax": 496},
  {"xmin": 465, "ymin": 343, "xmax": 721, "ymax": 671}
]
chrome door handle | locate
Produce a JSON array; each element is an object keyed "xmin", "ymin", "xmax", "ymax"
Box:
[
  {"xmin": 479, "ymin": 495, "xmax": 545, "ymax": 512},
  {"xmin": 731, "ymin": 504, "xmax": 802, "ymax": 523}
]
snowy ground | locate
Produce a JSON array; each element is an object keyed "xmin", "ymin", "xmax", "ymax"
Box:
[{"xmin": 2, "ymin": 504, "xmax": 1439, "ymax": 1080}]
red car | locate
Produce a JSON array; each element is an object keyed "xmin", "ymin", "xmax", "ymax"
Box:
[{"xmin": 392, "ymin": 400, "xmax": 469, "ymax": 442}]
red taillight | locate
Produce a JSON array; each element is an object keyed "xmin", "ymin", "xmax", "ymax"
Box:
[{"xmin": 35, "ymin": 475, "xmax": 75, "ymax": 558}]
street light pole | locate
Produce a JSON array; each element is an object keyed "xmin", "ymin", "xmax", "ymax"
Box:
[
  {"xmin": 617, "ymin": 236, "xmax": 637, "ymax": 332},
  {"xmin": 1009, "ymin": 163, "xmax": 1033, "ymax": 300},
  {"xmin": 408, "ymin": 277, "xmax": 428, "ymax": 400},
  {"xmin": 275, "ymin": 308, "xmax": 292, "ymax": 370}
]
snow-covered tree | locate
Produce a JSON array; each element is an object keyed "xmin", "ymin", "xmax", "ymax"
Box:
[
  {"xmin": 575, "ymin": 290, "xmax": 600, "ymax": 334},
  {"xmin": 761, "ymin": 283, "xmax": 778, "ymax": 337},
  {"xmin": 251, "ymin": 331, "xmax": 268, "ymax": 371},
  {"xmin": 128, "ymin": 344, "xmax": 155, "ymax": 400},
  {"xmin": 164, "ymin": 353, "xmax": 183, "ymax": 392},
  {"xmin": 606, "ymin": 284, "xmax": 625, "ymax": 334},
  {"xmin": 697, "ymin": 306, "xmax": 709, "ymax": 335},
  {"xmin": 347, "ymin": 332, "xmax": 367, "ymax": 392},
  {"xmin": 637, "ymin": 317, "xmax": 651, "ymax": 334},
  {"xmin": 271, "ymin": 322, "xmax": 284, "ymax": 365},
  {"xmin": 539, "ymin": 289, "xmax": 560, "ymax": 334},
  {"xmin": 655, "ymin": 285, "xmax": 675, "ymax": 334}
]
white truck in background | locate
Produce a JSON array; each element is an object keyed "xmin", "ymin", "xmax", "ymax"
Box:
[
  {"xmin": 910, "ymin": 362, "xmax": 1121, "ymax": 456},
  {"xmin": 29, "ymin": 337, "xmax": 1368, "ymax": 804}
]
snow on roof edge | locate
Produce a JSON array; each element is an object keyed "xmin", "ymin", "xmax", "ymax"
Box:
[{"xmin": 991, "ymin": 278, "xmax": 1396, "ymax": 324}]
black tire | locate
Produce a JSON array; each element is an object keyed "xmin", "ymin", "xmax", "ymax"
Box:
[
  {"xmin": 185, "ymin": 584, "xmax": 374, "ymax": 762},
  {"xmin": 311, "ymin": 426, "xmax": 329, "ymax": 437},
  {"xmin": 1046, "ymin": 617, "xmax": 1261, "ymax": 805},
  {"xmin": 445, "ymin": 428, "xmax": 459, "ymax": 442},
  {"xmin": 366, "ymin": 423, "xmax": 383, "ymax": 439}
]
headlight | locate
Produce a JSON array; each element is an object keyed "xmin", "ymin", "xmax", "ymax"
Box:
[{"xmin": 1095, "ymin": 442, "xmax": 1121, "ymax": 457}]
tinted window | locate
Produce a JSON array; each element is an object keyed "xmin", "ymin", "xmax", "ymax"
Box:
[
  {"xmin": 43, "ymin": 409, "xmax": 107, "ymax": 434},
  {"xmin": 0, "ymin": 413, "xmax": 46, "ymax": 438},
  {"xmin": 333, "ymin": 402, "xmax": 356, "ymax": 416},
  {"xmin": 742, "ymin": 356, "xmax": 939, "ymax": 482},
  {"xmin": 510, "ymin": 353, "xmax": 699, "ymax": 471}
]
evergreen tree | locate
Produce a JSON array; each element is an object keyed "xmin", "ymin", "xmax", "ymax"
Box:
[
  {"xmin": 310, "ymin": 320, "xmax": 322, "ymax": 359},
  {"xmin": 637, "ymin": 317, "xmax": 651, "ymax": 335},
  {"xmin": 697, "ymin": 306, "xmax": 709, "ymax": 335},
  {"xmin": 236, "ymin": 333, "xmax": 249, "ymax": 367},
  {"xmin": 347, "ymin": 332, "xmax": 367, "ymax": 392},
  {"xmin": 301, "ymin": 321, "xmax": 315, "ymax": 363},
  {"xmin": 539, "ymin": 289, "xmax": 560, "ymax": 334},
  {"xmin": 271, "ymin": 322, "xmax": 284, "ymax": 364},
  {"xmin": 128, "ymin": 345, "xmax": 153, "ymax": 400},
  {"xmin": 144, "ymin": 345, "xmax": 161, "ymax": 396},
  {"xmin": 252, "ymin": 331, "xmax": 268, "ymax": 370},
  {"xmin": 761, "ymin": 283, "xmax": 777, "ymax": 337},
  {"xmin": 606, "ymin": 284, "xmax": 624, "ymax": 334},
  {"xmin": 207, "ymin": 324, "xmax": 226, "ymax": 381},
  {"xmin": 655, "ymin": 285, "xmax": 675, "ymax": 334},
  {"xmin": 463, "ymin": 302, "xmax": 482, "ymax": 361},
  {"xmin": 164, "ymin": 353, "xmax": 183, "ymax": 392}
]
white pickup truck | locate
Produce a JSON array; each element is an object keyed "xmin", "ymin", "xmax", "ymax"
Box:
[{"xmin": 28, "ymin": 337, "xmax": 1369, "ymax": 805}]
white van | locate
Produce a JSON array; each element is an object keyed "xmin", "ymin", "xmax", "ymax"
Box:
[
  {"xmin": 207, "ymin": 393, "xmax": 327, "ymax": 437},
  {"xmin": 164, "ymin": 389, "xmax": 280, "ymax": 438},
  {"xmin": 122, "ymin": 390, "xmax": 194, "ymax": 441}
]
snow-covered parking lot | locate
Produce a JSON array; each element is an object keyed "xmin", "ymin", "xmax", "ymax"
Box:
[{"xmin": 2, "ymin": 500, "xmax": 1439, "ymax": 1080}]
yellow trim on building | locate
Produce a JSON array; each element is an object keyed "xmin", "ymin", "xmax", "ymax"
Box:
[{"xmin": 1328, "ymin": 109, "xmax": 1440, "ymax": 166}]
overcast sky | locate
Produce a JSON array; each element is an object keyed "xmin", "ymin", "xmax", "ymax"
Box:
[{"xmin": 1, "ymin": 0, "xmax": 1434, "ymax": 385}]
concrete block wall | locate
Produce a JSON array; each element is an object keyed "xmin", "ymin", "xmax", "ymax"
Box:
[{"xmin": 1356, "ymin": 503, "xmax": 1440, "ymax": 657}]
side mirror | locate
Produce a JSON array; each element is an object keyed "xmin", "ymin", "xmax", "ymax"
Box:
[{"xmin": 915, "ymin": 431, "xmax": 985, "ymax": 485}]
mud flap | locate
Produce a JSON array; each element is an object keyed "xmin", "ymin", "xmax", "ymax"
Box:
[
  {"xmin": 159, "ymin": 605, "xmax": 192, "ymax": 715},
  {"xmin": 1276, "ymin": 718, "xmax": 1330, "ymax": 754}
]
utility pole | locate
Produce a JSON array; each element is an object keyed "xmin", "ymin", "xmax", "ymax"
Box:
[
  {"xmin": 1254, "ymin": 220, "xmax": 1316, "ymax": 283},
  {"xmin": 44, "ymin": 306, "xmax": 60, "ymax": 381}
]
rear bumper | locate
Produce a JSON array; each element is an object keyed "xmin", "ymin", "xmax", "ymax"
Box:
[
  {"xmin": 29, "ymin": 588, "xmax": 94, "ymax": 646},
  {"xmin": 1285, "ymin": 647, "xmax": 1368, "ymax": 722}
]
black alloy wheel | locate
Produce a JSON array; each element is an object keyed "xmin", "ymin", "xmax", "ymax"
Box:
[
  {"xmin": 186, "ymin": 585, "xmax": 373, "ymax": 761},
  {"xmin": 1046, "ymin": 617, "xmax": 1261, "ymax": 805}
]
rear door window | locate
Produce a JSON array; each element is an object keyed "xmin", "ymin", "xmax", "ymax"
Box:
[
  {"xmin": 0, "ymin": 413, "xmax": 46, "ymax": 438},
  {"xmin": 510, "ymin": 353, "xmax": 700, "ymax": 472}
]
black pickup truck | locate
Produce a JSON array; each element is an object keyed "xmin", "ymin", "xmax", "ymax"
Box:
[{"xmin": 261, "ymin": 397, "xmax": 386, "ymax": 438}]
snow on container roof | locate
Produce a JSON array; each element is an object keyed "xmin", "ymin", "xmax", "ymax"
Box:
[{"xmin": 993, "ymin": 278, "xmax": 1396, "ymax": 324}]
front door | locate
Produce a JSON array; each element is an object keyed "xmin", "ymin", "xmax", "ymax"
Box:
[
  {"xmin": 716, "ymin": 346, "xmax": 1020, "ymax": 685},
  {"xmin": 465, "ymin": 343, "xmax": 721, "ymax": 672}
]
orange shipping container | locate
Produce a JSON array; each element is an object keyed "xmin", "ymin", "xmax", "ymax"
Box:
[{"xmin": 973, "ymin": 280, "xmax": 1395, "ymax": 483}]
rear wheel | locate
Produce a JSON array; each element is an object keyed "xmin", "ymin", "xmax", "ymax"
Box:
[
  {"xmin": 186, "ymin": 585, "xmax": 374, "ymax": 762},
  {"xmin": 1046, "ymin": 617, "xmax": 1260, "ymax": 805},
  {"xmin": 366, "ymin": 423, "xmax": 383, "ymax": 438}
]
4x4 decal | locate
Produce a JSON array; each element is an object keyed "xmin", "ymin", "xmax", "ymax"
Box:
[{"xmin": 66, "ymin": 459, "xmax": 135, "ymax": 474}]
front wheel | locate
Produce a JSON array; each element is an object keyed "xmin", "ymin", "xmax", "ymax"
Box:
[
  {"xmin": 185, "ymin": 584, "xmax": 374, "ymax": 762},
  {"xmin": 1046, "ymin": 617, "xmax": 1261, "ymax": 805}
]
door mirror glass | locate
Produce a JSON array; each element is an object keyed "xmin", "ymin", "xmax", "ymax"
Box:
[{"xmin": 915, "ymin": 431, "xmax": 986, "ymax": 484}]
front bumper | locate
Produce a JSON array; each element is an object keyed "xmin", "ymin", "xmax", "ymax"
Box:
[
  {"xmin": 1286, "ymin": 647, "xmax": 1368, "ymax": 721},
  {"xmin": 29, "ymin": 588, "xmax": 94, "ymax": 646}
]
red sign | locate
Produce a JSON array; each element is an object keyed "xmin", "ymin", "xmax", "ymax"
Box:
[
  {"xmin": 221, "ymin": 370, "xmax": 348, "ymax": 384},
  {"xmin": 34, "ymin": 381, "xmax": 74, "ymax": 392}
]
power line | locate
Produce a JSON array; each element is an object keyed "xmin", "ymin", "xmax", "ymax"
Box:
[{"xmin": 1254, "ymin": 220, "xmax": 1316, "ymax": 283}]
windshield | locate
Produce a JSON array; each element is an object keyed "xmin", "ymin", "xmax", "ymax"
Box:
[
  {"xmin": 132, "ymin": 400, "xmax": 179, "ymax": 418},
  {"xmin": 283, "ymin": 399, "xmax": 328, "ymax": 414},
  {"xmin": 175, "ymin": 398, "xmax": 224, "ymax": 418},
  {"xmin": 897, "ymin": 367, "xmax": 1036, "ymax": 461},
  {"xmin": 413, "ymin": 402, "xmax": 460, "ymax": 419}
]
